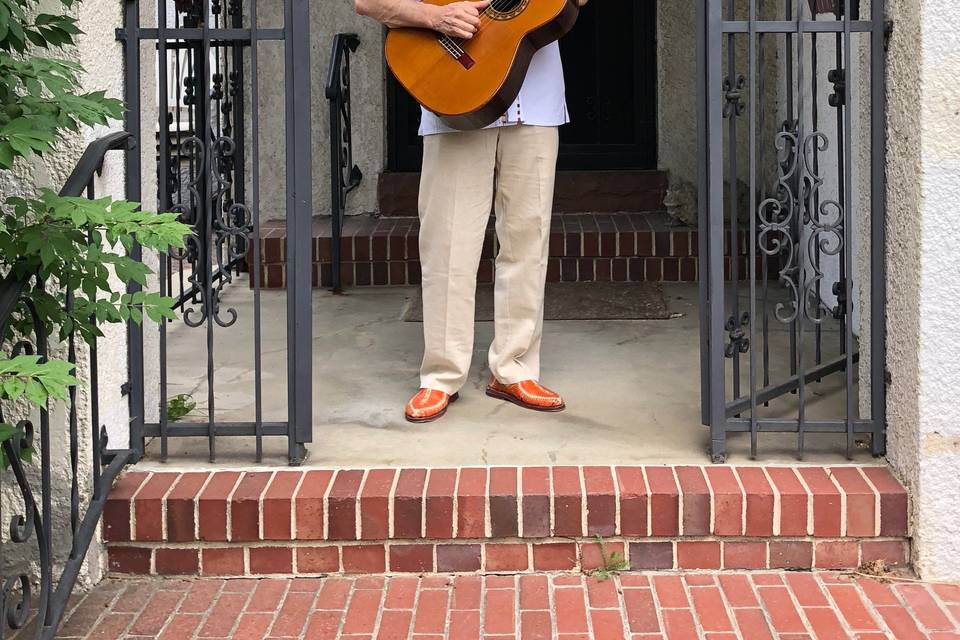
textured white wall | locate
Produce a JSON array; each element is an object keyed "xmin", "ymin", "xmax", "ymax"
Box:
[
  {"xmin": 0, "ymin": 0, "xmax": 129, "ymax": 590},
  {"xmin": 884, "ymin": 0, "xmax": 960, "ymax": 582}
]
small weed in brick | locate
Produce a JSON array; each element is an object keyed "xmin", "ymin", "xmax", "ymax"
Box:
[{"xmin": 589, "ymin": 536, "xmax": 630, "ymax": 581}]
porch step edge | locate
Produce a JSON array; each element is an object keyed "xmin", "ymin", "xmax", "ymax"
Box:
[{"xmin": 104, "ymin": 465, "xmax": 907, "ymax": 545}]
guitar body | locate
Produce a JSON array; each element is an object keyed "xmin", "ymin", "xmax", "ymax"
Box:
[{"xmin": 385, "ymin": 0, "xmax": 579, "ymax": 130}]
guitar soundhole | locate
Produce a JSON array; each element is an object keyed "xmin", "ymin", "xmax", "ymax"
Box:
[{"xmin": 486, "ymin": 0, "xmax": 529, "ymax": 20}]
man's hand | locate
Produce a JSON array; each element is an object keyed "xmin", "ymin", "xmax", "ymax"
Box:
[{"xmin": 426, "ymin": 1, "xmax": 490, "ymax": 39}]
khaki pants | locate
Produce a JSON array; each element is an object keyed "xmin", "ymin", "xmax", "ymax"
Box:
[{"xmin": 418, "ymin": 125, "xmax": 559, "ymax": 394}]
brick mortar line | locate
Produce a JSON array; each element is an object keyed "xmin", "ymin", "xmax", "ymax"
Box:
[
  {"xmin": 367, "ymin": 575, "xmax": 389, "ymax": 639},
  {"xmin": 794, "ymin": 467, "xmax": 816, "ymax": 537},
  {"xmin": 288, "ymin": 469, "xmax": 308, "ymax": 540},
  {"xmin": 731, "ymin": 467, "xmax": 748, "ymax": 537},
  {"xmin": 849, "ymin": 575, "xmax": 900, "ymax": 637},
  {"xmin": 699, "ymin": 466, "xmax": 714, "ymax": 537},
  {"xmin": 354, "ymin": 468, "xmax": 371, "ymax": 541},
  {"xmin": 322, "ymin": 469, "xmax": 335, "ymax": 541},
  {"xmin": 826, "ymin": 468, "xmax": 848, "ymax": 538},
  {"xmin": 452, "ymin": 467, "xmax": 461, "ymax": 539},
  {"xmin": 576, "ymin": 466, "xmax": 587, "ymax": 537},
  {"xmin": 417, "ymin": 468, "xmax": 428, "ymax": 540},
  {"xmin": 714, "ymin": 574, "xmax": 747, "ymax": 636},
  {"xmin": 808, "ymin": 575, "xmax": 859, "ymax": 638},
  {"xmin": 640, "ymin": 466, "xmax": 652, "ymax": 539},
  {"xmin": 484, "ymin": 467, "xmax": 492, "ymax": 539},
  {"xmin": 856, "ymin": 466, "xmax": 883, "ymax": 537},
  {"xmin": 611, "ymin": 466, "xmax": 623, "ymax": 538},
  {"xmin": 256, "ymin": 469, "xmax": 277, "ymax": 542},
  {"xmin": 673, "ymin": 466, "xmax": 685, "ymax": 537},
  {"xmin": 781, "ymin": 569, "xmax": 819, "ymax": 637},
  {"xmin": 517, "ymin": 469, "xmax": 526, "ymax": 539},
  {"xmin": 158, "ymin": 472, "xmax": 180, "ymax": 544},
  {"xmin": 224, "ymin": 472, "xmax": 243, "ymax": 544},
  {"xmin": 761, "ymin": 467, "xmax": 781, "ymax": 537},
  {"xmin": 127, "ymin": 470, "xmax": 153, "ymax": 542},
  {"xmin": 146, "ymin": 584, "xmax": 191, "ymax": 639}
]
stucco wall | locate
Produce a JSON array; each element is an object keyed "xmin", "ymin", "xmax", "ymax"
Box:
[
  {"xmin": 0, "ymin": 0, "xmax": 129, "ymax": 591},
  {"xmin": 884, "ymin": 0, "xmax": 960, "ymax": 582},
  {"xmin": 255, "ymin": 1, "xmax": 382, "ymax": 220}
]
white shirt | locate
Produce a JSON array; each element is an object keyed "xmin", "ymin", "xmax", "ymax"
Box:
[{"xmin": 418, "ymin": 41, "xmax": 569, "ymax": 136}]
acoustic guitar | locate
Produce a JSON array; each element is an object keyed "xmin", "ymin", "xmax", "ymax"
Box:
[{"xmin": 385, "ymin": 0, "xmax": 580, "ymax": 131}]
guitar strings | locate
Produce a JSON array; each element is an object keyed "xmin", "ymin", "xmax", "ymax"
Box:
[{"xmin": 439, "ymin": 0, "xmax": 518, "ymax": 58}]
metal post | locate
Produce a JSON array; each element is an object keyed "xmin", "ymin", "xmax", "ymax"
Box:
[
  {"xmin": 122, "ymin": 0, "xmax": 145, "ymax": 460},
  {"xmin": 707, "ymin": 0, "xmax": 727, "ymax": 462},
  {"xmin": 870, "ymin": 0, "xmax": 888, "ymax": 455},
  {"xmin": 286, "ymin": 0, "xmax": 312, "ymax": 463},
  {"xmin": 697, "ymin": 0, "xmax": 711, "ymax": 427}
]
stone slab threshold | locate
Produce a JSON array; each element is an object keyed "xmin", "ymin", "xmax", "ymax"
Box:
[
  {"xmin": 102, "ymin": 465, "xmax": 909, "ymax": 578},
  {"xmin": 44, "ymin": 572, "xmax": 960, "ymax": 640}
]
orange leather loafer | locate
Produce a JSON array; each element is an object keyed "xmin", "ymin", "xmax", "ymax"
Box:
[
  {"xmin": 405, "ymin": 389, "xmax": 459, "ymax": 423},
  {"xmin": 486, "ymin": 378, "xmax": 566, "ymax": 412}
]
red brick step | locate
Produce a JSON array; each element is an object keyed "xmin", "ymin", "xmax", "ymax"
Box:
[
  {"xmin": 103, "ymin": 465, "xmax": 909, "ymax": 577},
  {"xmin": 251, "ymin": 212, "xmax": 758, "ymax": 289}
]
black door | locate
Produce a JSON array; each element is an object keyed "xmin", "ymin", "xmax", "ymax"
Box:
[{"xmin": 387, "ymin": 0, "xmax": 658, "ymax": 172}]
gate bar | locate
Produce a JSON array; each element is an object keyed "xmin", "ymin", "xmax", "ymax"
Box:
[
  {"xmin": 122, "ymin": 0, "xmax": 145, "ymax": 460},
  {"xmin": 285, "ymin": 0, "xmax": 313, "ymax": 463},
  {"xmin": 869, "ymin": 0, "xmax": 888, "ymax": 456},
  {"xmin": 706, "ymin": 0, "xmax": 727, "ymax": 462}
]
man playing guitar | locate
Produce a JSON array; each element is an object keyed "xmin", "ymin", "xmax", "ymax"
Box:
[{"xmin": 356, "ymin": 0, "xmax": 588, "ymax": 423}]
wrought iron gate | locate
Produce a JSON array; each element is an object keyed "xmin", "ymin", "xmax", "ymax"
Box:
[
  {"xmin": 697, "ymin": 0, "xmax": 888, "ymax": 461},
  {"xmin": 121, "ymin": 0, "xmax": 314, "ymax": 464}
]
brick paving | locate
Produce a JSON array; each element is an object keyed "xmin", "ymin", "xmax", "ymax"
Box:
[{"xmin": 47, "ymin": 571, "xmax": 960, "ymax": 639}]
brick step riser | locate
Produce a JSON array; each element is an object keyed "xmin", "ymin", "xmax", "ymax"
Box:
[
  {"xmin": 254, "ymin": 229, "xmax": 752, "ymax": 266},
  {"xmin": 253, "ymin": 256, "xmax": 772, "ymax": 289},
  {"xmin": 104, "ymin": 466, "xmax": 909, "ymax": 576},
  {"xmin": 107, "ymin": 537, "xmax": 909, "ymax": 578}
]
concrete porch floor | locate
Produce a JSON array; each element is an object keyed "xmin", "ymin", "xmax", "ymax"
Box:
[{"xmin": 143, "ymin": 280, "xmax": 875, "ymax": 468}]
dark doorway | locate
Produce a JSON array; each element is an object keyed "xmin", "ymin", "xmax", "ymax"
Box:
[{"xmin": 387, "ymin": 0, "xmax": 658, "ymax": 172}]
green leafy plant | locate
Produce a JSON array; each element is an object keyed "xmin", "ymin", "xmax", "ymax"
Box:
[
  {"xmin": 166, "ymin": 394, "xmax": 196, "ymax": 422},
  {"xmin": 0, "ymin": 0, "xmax": 191, "ymax": 462},
  {"xmin": 588, "ymin": 536, "xmax": 631, "ymax": 581}
]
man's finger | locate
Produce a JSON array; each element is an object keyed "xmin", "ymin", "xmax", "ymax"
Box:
[
  {"xmin": 470, "ymin": 0, "xmax": 491, "ymax": 10},
  {"xmin": 453, "ymin": 18, "xmax": 476, "ymax": 34}
]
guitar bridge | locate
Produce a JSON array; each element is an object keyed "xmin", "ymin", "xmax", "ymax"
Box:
[{"xmin": 437, "ymin": 35, "xmax": 475, "ymax": 70}]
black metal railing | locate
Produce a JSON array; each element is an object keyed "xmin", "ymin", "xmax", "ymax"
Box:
[
  {"xmin": 326, "ymin": 33, "xmax": 363, "ymax": 293},
  {"xmin": 0, "ymin": 133, "xmax": 137, "ymax": 640}
]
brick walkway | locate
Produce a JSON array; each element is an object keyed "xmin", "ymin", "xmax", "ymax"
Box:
[{"xmin": 50, "ymin": 572, "xmax": 960, "ymax": 639}]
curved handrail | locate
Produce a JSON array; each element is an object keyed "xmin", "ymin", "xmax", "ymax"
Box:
[
  {"xmin": 325, "ymin": 33, "xmax": 360, "ymax": 100},
  {"xmin": 58, "ymin": 131, "xmax": 134, "ymax": 198}
]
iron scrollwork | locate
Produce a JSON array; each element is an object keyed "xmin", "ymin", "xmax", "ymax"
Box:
[
  {"xmin": 756, "ymin": 121, "xmax": 842, "ymax": 326},
  {"xmin": 722, "ymin": 74, "xmax": 747, "ymax": 119},
  {"xmin": 801, "ymin": 132, "xmax": 844, "ymax": 325},
  {"xmin": 163, "ymin": 9, "xmax": 252, "ymax": 327},
  {"xmin": 725, "ymin": 312, "xmax": 751, "ymax": 358}
]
